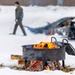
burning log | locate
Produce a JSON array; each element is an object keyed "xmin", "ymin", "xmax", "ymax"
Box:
[
  {"xmin": 29, "ymin": 61, "xmax": 43, "ymax": 71},
  {"xmin": 24, "ymin": 60, "xmax": 63, "ymax": 71},
  {"xmin": 23, "ymin": 60, "xmax": 43, "ymax": 71}
]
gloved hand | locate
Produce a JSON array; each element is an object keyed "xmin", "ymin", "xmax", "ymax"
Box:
[{"xmin": 15, "ymin": 19, "xmax": 18, "ymax": 22}]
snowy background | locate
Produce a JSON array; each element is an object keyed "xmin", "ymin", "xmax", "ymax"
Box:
[{"xmin": 0, "ymin": 5, "xmax": 75, "ymax": 75}]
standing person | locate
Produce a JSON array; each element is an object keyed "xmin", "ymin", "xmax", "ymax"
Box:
[{"xmin": 12, "ymin": 1, "xmax": 26, "ymax": 36}]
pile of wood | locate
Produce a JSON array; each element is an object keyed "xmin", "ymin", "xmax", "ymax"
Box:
[
  {"xmin": 11, "ymin": 55, "xmax": 63, "ymax": 71},
  {"xmin": 25, "ymin": 60, "xmax": 63, "ymax": 71},
  {"xmin": 11, "ymin": 55, "xmax": 25, "ymax": 66},
  {"xmin": 24, "ymin": 60, "xmax": 43, "ymax": 71}
]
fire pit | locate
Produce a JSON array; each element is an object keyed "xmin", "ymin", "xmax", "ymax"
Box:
[{"xmin": 22, "ymin": 37, "xmax": 66, "ymax": 71}]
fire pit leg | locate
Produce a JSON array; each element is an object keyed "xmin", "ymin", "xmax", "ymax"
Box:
[
  {"xmin": 62, "ymin": 60, "xmax": 65, "ymax": 67},
  {"xmin": 42, "ymin": 61, "xmax": 45, "ymax": 70},
  {"xmin": 42, "ymin": 61, "xmax": 47, "ymax": 70},
  {"xmin": 24, "ymin": 60, "xmax": 31, "ymax": 70}
]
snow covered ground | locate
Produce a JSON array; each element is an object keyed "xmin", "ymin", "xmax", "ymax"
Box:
[{"xmin": 0, "ymin": 5, "xmax": 75, "ymax": 75}]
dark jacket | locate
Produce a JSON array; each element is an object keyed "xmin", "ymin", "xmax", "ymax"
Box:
[{"xmin": 15, "ymin": 6, "xmax": 23, "ymax": 21}]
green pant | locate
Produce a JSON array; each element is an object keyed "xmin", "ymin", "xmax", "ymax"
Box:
[{"xmin": 13, "ymin": 21, "xmax": 26, "ymax": 35}]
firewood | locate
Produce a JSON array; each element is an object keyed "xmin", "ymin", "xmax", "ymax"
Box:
[
  {"xmin": 18, "ymin": 59, "xmax": 25, "ymax": 65},
  {"xmin": 29, "ymin": 61, "xmax": 42, "ymax": 71},
  {"xmin": 11, "ymin": 55, "xmax": 23, "ymax": 60},
  {"xmin": 24, "ymin": 61, "xmax": 43, "ymax": 71}
]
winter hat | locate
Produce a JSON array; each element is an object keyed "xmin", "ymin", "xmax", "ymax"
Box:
[{"xmin": 15, "ymin": 1, "xmax": 20, "ymax": 5}]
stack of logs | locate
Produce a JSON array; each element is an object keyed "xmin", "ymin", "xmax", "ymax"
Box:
[
  {"xmin": 11, "ymin": 55, "xmax": 63, "ymax": 71},
  {"xmin": 11, "ymin": 55, "xmax": 25, "ymax": 66}
]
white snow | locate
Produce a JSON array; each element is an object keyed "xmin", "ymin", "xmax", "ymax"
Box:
[
  {"xmin": 0, "ymin": 5, "xmax": 75, "ymax": 75},
  {"xmin": 72, "ymin": 19, "xmax": 75, "ymax": 22}
]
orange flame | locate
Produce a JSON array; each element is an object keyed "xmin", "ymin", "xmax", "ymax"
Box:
[
  {"xmin": 45, "ymin": 66, "xmax": 51, "ymax": 70},
  {"xmin": 33, "ymin": 42, "xmax": 58, "ymax": 49}
]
